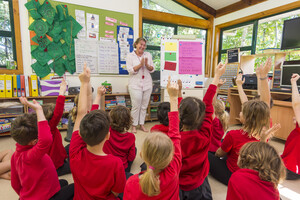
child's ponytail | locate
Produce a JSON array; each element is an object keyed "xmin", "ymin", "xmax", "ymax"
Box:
[
  {"xmin": 70, "ymin": 94, "xmax": 79, "ymax": 123},
  {"xmin": 214, "ymin": 99, "xmax": 229, "ymax": 131},
  {"xmin": 140, "ymin": 167, "xmax": 160, "ymax": 196},
  {"xmin": 140, "ymin": 132, "xmax": 174, "ymax": 197}
]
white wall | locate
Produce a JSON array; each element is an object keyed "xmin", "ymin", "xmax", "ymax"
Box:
[
  {"xmin": 19, "ymin": 0, "xmax": 139, "ymax": 93},
  {"xmin": 215, "ymin": 0, "xmax": 299, "ymax": 25}
]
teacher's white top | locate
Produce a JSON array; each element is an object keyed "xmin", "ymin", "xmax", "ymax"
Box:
[{"xmin": 126, "ymin": 51, "xmax": 155, "ymax": 91}]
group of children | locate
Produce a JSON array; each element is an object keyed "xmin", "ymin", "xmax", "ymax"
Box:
[{"xmin": 3, "ymin": 58, "xmax": 300, "ymax": 200}]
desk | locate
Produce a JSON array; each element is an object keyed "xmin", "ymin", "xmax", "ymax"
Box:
[{"xmin": 227, "ymin": 87, "xmax": 293, "ymax": 140}]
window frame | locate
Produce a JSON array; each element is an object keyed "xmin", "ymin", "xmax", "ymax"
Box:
[{"xmin": 0, "ymin": 0, "xmax": 23, "ymax": 75}]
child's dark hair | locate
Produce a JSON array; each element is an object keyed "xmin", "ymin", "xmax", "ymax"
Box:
[
  {"xmin": 11, "ymin": 113, "xmax": 38, "ymax": 145},
  {"xmin": 42, "ymin": 103, "xmax": 56, "ymax": 121},
  {"xmin": 79, "ymin": 110, "xmax": 110, "ymax": 146},
  {"xmin": 179, "ymin": 97, "xmax": 206, "ymax": 130},
  {"xmin": 238, "ymin": 142, "xmax": 286, "ymax": 188},
  {"xmin": 110, "ymin": 105, "xmax": 132, "ymax": 133},
  {"xmin": 157, "ymin": 102, "xmax": 170, "ymax": 126}
]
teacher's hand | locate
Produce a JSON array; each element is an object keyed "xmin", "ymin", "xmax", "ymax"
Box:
[{"xmin": 140, "ymin": 57, "xmax": 145, "ymax": 67}]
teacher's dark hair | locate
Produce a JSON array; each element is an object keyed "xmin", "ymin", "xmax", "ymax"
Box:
[{"xmin": 134, "ymin": 37, "xmax": 147, "ymax": 48}]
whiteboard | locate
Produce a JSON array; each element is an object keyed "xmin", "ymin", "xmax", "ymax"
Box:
[{"xmin": 160, "ymin": 38, "xmax": 205, "ymax": 88}]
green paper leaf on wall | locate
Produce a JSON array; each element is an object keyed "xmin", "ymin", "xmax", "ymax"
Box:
[
  {"xmin": 56, "ymin": 4, "xmax": 69, "ymax": 21},
  {"xmin": 64, "ymin": 59, "xmax": 76, "ymax": 74},
  {"xmin": 32, "ymin": 35, "xmax": 51, "ymax": 50},
  {"xmin": 47, "ymin": 42, "xmax": 64, "ymax": 60},
  {"xmin": 49, "ymin": 58, "xmax": 66, "ymax": 76},
  {"xmin": 48, "ymin": 21, "xmax": 63, "ymax": 37},
  {"xmin": 62, "ymin": 43, "xmax": 75, "ymax": 60},
  {"xmin": 38, "ymin": 0, "xmax": 56, "ymax": 25},
  {"xmin": 25, "ymin": 0, "xmax": 42, "ymax": 19},
  {"xmin": 31, "ymin": 48, "xmax": 52, "ymax": 66},
  {"xmin": 31, "ymin": 62, "xmax": 51, "ymax": 78},
  {"xmin": 29, "ymin": 19, "xmax": 49, "ymax": 37},
  {"xmin": 65, "ymin": 16, "xmax": 83, "ymax": 37}
]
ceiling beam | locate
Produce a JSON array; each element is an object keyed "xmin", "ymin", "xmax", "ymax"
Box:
[
  {"xmin": 216, "ymin": 0, "xmax": 268, "ymax": 18},
  {"xmin": 173, "ymin": 0, "xmax": 216, "ymax": 18}
]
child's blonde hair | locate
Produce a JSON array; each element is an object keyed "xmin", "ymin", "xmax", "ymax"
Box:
[
  {"xmin": 214, "ymin": 99, "xmax": 229, "ymax": 131},
  {"xmin": 242, "ymin": 100, "xmax": 270, "ymax": 139},
  {"xmin": 238, "ymin": 142, "xmax": 286, "ymax": 188},
  {"xmin": 140, "ymin": 132, "xmax": 174, "ymax": 197},
  {"xmin": 42, "ymin": 104, "xmax": 56, "ymax": 121},
  {"xmin": 70, "ymin": 94, "xmax": 79, "ymax": 123}
]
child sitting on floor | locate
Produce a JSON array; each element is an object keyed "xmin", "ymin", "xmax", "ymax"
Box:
[
  {"xmin": 69, "ymin": 65, "xmax": 126, "ymax": 199},
  {"xmin": 227, "ymin": 141, "xmax": 286, "ymax": 200},
  {"xmin": 10, "ymin": 97, "xmax": 73, "ymax": 199},
  {"xmin": 0, "ymin": 149, "xmax": 13, "ymax": 180},
  {"xmin": 281, "ymin": 73, "xmax": 300, "ymax": 180},
  {"xmin": 123, "ymin": 77, "xmax": 181, "ymax": 200}
]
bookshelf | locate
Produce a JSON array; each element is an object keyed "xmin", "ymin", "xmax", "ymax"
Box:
[{"xmin": 101, "ymin": 92, "xmax": 161, "ymax": 122}]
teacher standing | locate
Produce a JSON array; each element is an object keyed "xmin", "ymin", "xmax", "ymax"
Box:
[{"xmin": 126, "ymin": 37, "xmax": 155, "ymax": 133}]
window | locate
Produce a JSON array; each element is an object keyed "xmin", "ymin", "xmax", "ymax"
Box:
[
  {"xmin": 143, "ymin": 21, "xmax": 207, "ymax": 70},
  {"xmin": 0, "ymin": 0, "xmax": 15, "ymax": 69},
  {"xmin": 219, "ymin": 9, "xmax": 300, "ymax": 70},
  {"xmin": 142, "ymin": 0, "xmax": 205, "ymax": 20}
]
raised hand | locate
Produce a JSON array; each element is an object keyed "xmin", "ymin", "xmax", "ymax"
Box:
[
  {"xmin": 256, "ymin": 64, "xmax": 263, "ymax": 78},
  {"xmin": 167, "ymin": 76, "xmax": 179, "ymax": 98},
  {"xmin": 215, "ymin": 61, "xmax": 227, "ymax": 78},
  {"xmin": 97, "ymin": 86, "xmax": 106, "ymax": 96},
  {"xmin": 291, "ymin": 73, "xmax": 300, "ymax": 84},
  {"xmin": 19, "ymin": 97, "xmax": 42, "ymax": 111},
  {"xmin": 79, "ymin": 63, "xmax": 91, "ymax": 83},
  {"xmin": 260, "ymin": 123, "xmax": 281, "ymax": 142},
  {"xmin": 260, "ymin": 57, "xmax": 272, "ymax": 78},
  {"xmin": 178, "ymin": 79, "xmax": 182, "ymax": 91},
  {"xmin": 236, "ymin": 74, "xmax": 245, "ymax": 86},
  {"xmin": 59, "ymin": 79, "xmax": 67, "ymax": 96},
  {"xmin": 218, "ymin": 79, "xmax": 226, "ymax": 88}
]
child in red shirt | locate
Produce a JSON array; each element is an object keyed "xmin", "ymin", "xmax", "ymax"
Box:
[
  {"xmin": 42, "ymin": 79, "xmax": 69, "ymax": 176},
  {"xmin": 10, "ymin": 97, "xmax": 73, "ymax": 200},
  {"xmin": 281, "ymin": 73, "xmax": 300, "ymax": 180},
  {"xmin": 70, "ymin": 65, "xmax": 126, "ymax": 200},
  {"xmin": 124, "ymin": 77, "xmax": 181, "ymax": 200},
  {"xmin": 90, "ymin": 86, "xmax": 136, "ymax": 172},
  {"xmin": 150, "ymin": 102, "xmax": 170, "ymax": 134},
  {"xmin": 178, "ymin": 62, "xmax": 226, "ymax": 200},
  {"xmin": 227, "ymin": 141, "xmax": 286, "ymax": 200},
  {"xmin": 209, "ymin": 59, "xmax": 281, "ymax": 185}
]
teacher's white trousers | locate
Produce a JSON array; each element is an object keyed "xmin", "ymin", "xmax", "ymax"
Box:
[{"xmin": 129, "ymin": 88, "xmax": 152, "ymax": 126}]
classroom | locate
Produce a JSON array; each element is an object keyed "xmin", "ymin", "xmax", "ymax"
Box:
[{"xmin": 0, "ymin": 0, "xmax": 300, "ymax": 199}]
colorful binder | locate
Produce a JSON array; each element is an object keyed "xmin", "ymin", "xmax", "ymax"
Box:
[
  {"xmin": 12, "ymin": 74, "xmax": 17, "ymax": 97},
  {"xmin": 20, "ymin": 75, "xmax": 25, "ymax": 97},
  {"xmin": 24, "ymin": 75, "xmax": 30, "ymax": 97},
  {"xmin": 0, "ymin": 75, "xmax": 5, "ymax": 98},
  {"xmin": 5, "ymin": 75, "xmax": 12, "ymax": 97},
  {"xmin": 16, "ymin": 75, "xmax": 21, "ymax": 97},
  {"xmin": 30, "ymin": 75, "xmax": 39, "ymax": 97}
]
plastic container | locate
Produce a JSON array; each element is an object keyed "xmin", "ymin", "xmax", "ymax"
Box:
[{"xmin": 102, "ymin": 81, "xmax": 112, "ymax": 94}]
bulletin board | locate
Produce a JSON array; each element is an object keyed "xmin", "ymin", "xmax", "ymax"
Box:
[
  {"xmin": 160, "ymin": 38, "xmax": 205, "ymax": 88},
  {"xmin": 27, "ymin": 0, "xmax": 133, "ymax": 77}
]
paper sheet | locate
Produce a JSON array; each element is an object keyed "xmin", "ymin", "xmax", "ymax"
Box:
[
  {"xmin": 165, "ymin": 42, "xmax": 177, "ymax": 51},
  {"xmin": 98, "ymin": 41, "xmax": 119, "ymax": 73},
  {"xmin": 75, "ymin": 39, "xmax": 98, "ymax": 73}
]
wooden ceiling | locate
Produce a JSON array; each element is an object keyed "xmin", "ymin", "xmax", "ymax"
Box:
[{"xmin": 178, "ymin": 0, "xmax": 268, "ymax": 18}]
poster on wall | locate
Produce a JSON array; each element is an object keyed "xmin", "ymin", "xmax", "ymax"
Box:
[
  {"xmin": 160, "ymin": 38, "xmax": 205, "ymax": 88},
  {"xmin": 117, "ymin": 26, "xmax": 134, "ymax": 74}
]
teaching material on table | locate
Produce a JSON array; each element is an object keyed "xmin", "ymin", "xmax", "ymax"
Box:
[{"xmin": 160, "ymin": 38, "xmax": 205, "ymax": 88}]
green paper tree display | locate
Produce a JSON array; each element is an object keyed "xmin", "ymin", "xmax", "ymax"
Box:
[{"xmin": 26, "ymin": 0, "xmax": 83, "ymax": 77}]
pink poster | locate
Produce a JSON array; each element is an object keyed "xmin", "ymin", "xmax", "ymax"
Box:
[
  {"xmin": 179, "ymin": 41, "xmax": 203, "ymax": 75},
  {"xmin": 105, "ymin": 34, "xmax": 114, "ymax": 38},
  {"xmin": 105, "ymin": 30, "xmax": 114, "ymax": 34}
]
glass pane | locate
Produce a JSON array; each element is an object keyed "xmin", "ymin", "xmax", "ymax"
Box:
[
  {"xmin": 143, "ymin": 23, "xmax": 175, "ymax": 46},
  {"xmin": 222, "ymin": 24, "xmax": 253, "ymax": 50},
  {"xmin": 285, "ymin": 51, "xmax": 300, "ymax": 61},
  {"xmin": 177, "ymin": 26, "xmax": 206, "ymax": 40},
  {"xmin": 0, "ymin": 1, "xmax": 11, "ymax": 31},
  {"xmin": 148, "ymin": 49, "xmax": 161, "ymax": 71},
  {"xmin": 0, "ymin": 37, "xmax": 13, "ymax": 66},
  {"xmin": 254, "ymin": 56, "xmax": 275, "ymax": 71},
  {"xmin": 142, "ymin": 0, "xmax": 204, "ymax": 19},
  {"xmin": 256, "ymin": 11, "xmax": 300, "ymax": 53}
]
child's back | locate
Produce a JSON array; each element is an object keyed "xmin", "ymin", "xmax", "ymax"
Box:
[
  {"xmin": 102, "ymin": 105, "xmax": 136, "ymax": 170},
  {"xmin": 150, "ymin": 102, "xmax": 170, "ymax": 134},
  {"xmin": 11, "ymin": 110, "xmax": 60, "ymax": 199}
]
